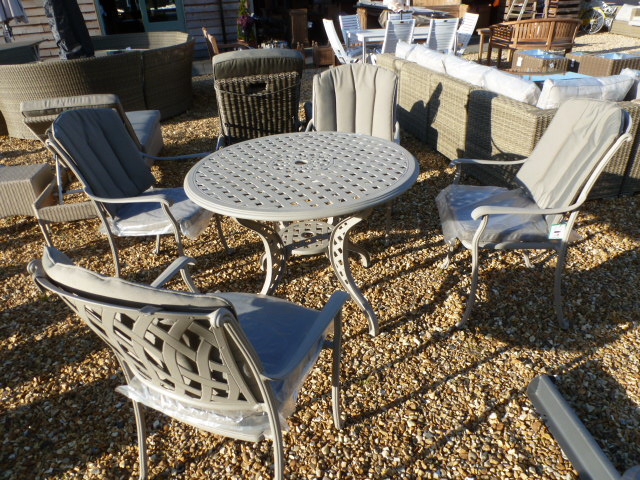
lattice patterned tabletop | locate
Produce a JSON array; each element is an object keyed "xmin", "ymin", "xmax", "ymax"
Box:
[{"xmin": 185, "ymin": 132, "xmax": 419, "ymax": 222}]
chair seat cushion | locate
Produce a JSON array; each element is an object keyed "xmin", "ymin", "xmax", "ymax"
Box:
[
  {"xmin": 436, "ymin": 184, "xmax": 550, "ymax": 247},
  {"xmin": 105, "ymin": 187, "xmax": 213, "ymax": 238},
  {"xmin": 125, "ymin": 110, "xmax": 164, "ymax": 156}
]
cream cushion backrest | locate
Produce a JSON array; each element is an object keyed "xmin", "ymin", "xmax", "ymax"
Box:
[
  {"xmin": 411, "ymin": 44, "xmax": 447, "ymax": 73},
  {"xmin": 620, "ymin": 68, "xmax": 640, "ymax": 100},
  {"xmin": 443, "ymin": 54, "xmax": 493, "ymax": 87},
  {"xmin": 536, "ymin": 75, "xmax": 634, "ymax": 110},
  {"xmin": 312, "ymin": 63, "xmax": 398, "ymax": 141},
  {"xmin": 516, "ymin": 98, "xmax": 623, "ymax": 209},
  {"xmin": 483, "ymin": 69, "xmax": 541, "ymax": 105},
  {"xmin": 42, "ymin": 246, "xmax": 233, "ymax": 312},
  {"xmin": 395, "ymin": 40, "xmax": 416, "ymax": 59}
]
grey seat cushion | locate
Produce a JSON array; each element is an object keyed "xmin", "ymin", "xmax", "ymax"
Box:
[
  {"xmin": 105, "ymin": 187, "xmax": 212, "ymax": 238},
  {"xmin": 125, "ymin": 109, "xmax": 163, "ymax": 156},
  {"xmin": 436, "ymin": 184, "xmax": 550, "ymax": 246},
  {"xmin": 312, "ymin": 63, "xmax": 398, "ymax": 141},
  {"xmin": 212, "ymin": 48, "xmax": 304, "ymax": 80}
]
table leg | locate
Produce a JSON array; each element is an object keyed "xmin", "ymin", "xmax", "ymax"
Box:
[
  {"xmin": 235, "ymin": 218, "xmax": 287, "ymax": 295},
  {"xmin": 328, "ymin": 209, "xmax": 378, "ymax": 336},
  {"xmin": 362, "ymin": 38, "xmax": 367, "ymax": 63}
]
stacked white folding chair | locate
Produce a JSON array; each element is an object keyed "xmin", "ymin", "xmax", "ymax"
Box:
[
  {"xmin": 456, "ymin": 12, "xmax": 479, "ymax": 55},
  {"xmin": 380, "ymin": 18, "xmax": 416, "ymax": 55},
  {"xmin": 323, "ymin": 18, "xmax": 360, "ymax": 64},
  {"xmin": 338, "ymin": 14, "xmax": 361, "ymax": 49},
  {"xmin": 427, "ymin": 17, "xmax": 459, "ymax": 54}
]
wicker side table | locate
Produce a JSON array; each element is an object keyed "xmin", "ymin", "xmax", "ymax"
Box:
[
  {"xmin": 511, "ymin": 50, "xmax": 569, "ymax": 73},
  {"xmin": 566, "ymin": 52, "xmax": 640, "ymax": 76}
]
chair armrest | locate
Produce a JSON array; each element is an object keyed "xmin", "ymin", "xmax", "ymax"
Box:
[
  {"xmin": 89, "ymin": 190, "xmax": 174, "ymax": 207},
  {"xmin": 305, "ymin": 119, "xmax": 315, "ymax": 132},
  {"xmin": 450, "ymin": 157, "xmax": 527, "ymax": 167},
  {"xmin": 471, "ymin": 203, "xmax": 579, "ymax": 220},
  {"xmin": 261, "ymin": 291, "xmax": 349, "ymax": 381},
  {"xmin": 143, "ymin": 152, "xmax": 212, "ymax": 162},
  {"xmin": 150, "ymin": 256, "xmax": 196, "ymax": 288}
]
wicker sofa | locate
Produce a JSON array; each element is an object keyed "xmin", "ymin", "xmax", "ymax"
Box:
[
  {"xmin": 0, "ymin": 32, "xmax": 194, "ymax": 139},
  {"xmin": 376, "ymin": 53, "xmax": 640, "ymax": 198}
]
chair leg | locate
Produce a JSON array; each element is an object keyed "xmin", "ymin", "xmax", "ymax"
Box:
[
  {"xmin": 132, "ymin": 400, "xmax": 149, "ymax": 480},
  {"xmin": 154, "ymin": 235, "xmax": 161, "ymax": 254},
  {"xmin": 101, "ymin": 217, "xmax": 122, "ymax": 277},
  {"xmin": 332, "ymin": 311, "xmax": 343, "ymax": 429},
  {"xmin": 272, "ymin": 423, "xmax": 284, "ymax": 480},
  {"xmin": 459, "ymin": 242, "xmax": 480, "ymax": 328},
  {"xmin": 522, "ymin": 251, "xmax": 532, "ymax": 268},
  {"xmin": 554, "ymin": 244, "xmax": 570, "ymax": 330},
  {"xmin": 38, "ymin": 220, "xmax": 54, "ymax": 246},
  {"xmin": 487, "ymin": 44, "xmax": 493, "ymax": 66},
  {"xmin": 214, "ymin": 214, "xmax": 232, "ymax": 254}
]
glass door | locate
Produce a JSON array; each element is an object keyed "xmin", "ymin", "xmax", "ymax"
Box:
[{"xmin": 139, "ymin": 0, "xmax": 186, "ymax": 32}]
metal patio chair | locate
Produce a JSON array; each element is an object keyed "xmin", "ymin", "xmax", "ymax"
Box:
[
  {"xmin": 436, "ymin": 98, "xmax": 632, "ymax": 329},
  {"xmin": 29, "ymin": 246, "xmax": 347, "ymax": 480},
  {"xmin": 45, "ymin": 108, "xmax": 225, "ymax": 288}
]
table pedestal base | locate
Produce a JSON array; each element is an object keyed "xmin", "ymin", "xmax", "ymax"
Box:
[{"xmin": 235, "ymin": 210, "xmax": 378, "ymax": 336}]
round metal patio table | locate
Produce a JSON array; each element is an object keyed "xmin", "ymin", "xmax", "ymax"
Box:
[{"xmin": 184, "ymin": 131, "xmax": 419, "ymax": 336}]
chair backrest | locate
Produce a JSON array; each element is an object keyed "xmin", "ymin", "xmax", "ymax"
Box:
[
  {"xmin": 427, "ymin": 18, "xmax": 459, "ymax": 54},
  {"xmin": 30, "ymin": 246, "xmax": 267, "ymax": 416},
  {"xmin": 202, "ymin": 26, "xmax": 220, "ymax": 57},
  {"xmin": 323, "ymin": 18, "xmax": 353, "ymax": 64},
  {"xmin": 380, "ymin": 18, "xmax": 415, "ymax": 55},
  {"xmin": 517, "ymin": 98, "xmax": 627, "ymax": 209},
  {"xmin": 338, "ymin": 14, "xmax": 361, "ymax": 48},
  {"xmin": 311, "ymin": 63, "xmax": 398, "ymax": 141},
  {"xmin": 456, "ymin": 13, "xmax": 479, "ymax": 55},
  {"xmin": 47, "ymin": 108, "xmax": 154, "ymax": 206},
  {"xmin": 20, "ymin": 94, "xmax": 142, "ymax": 150},
  {"xmin": 388, "ymin": 12, "xmax": 414, "ymax": 21},
  {"xmin": 212, "ymin": 48, "xmax": 304, "ymax": 144}
]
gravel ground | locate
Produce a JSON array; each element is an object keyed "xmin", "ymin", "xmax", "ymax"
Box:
[{"xmin": 1, "ymin": 33, "xmax": 639, "ymax": 480}]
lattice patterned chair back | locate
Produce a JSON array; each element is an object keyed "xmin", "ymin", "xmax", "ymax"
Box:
[
  {"xmin": 338, "ymin": 14, "xmax": 361, "ymax": 49},
  {"xmin": 29, "ymin": 246, "xmax": 346, "ymax": 480},
  {"xmin": 212, "ymin": 48, "xmax": 304, "ymax": 148},
  {"xmin": 380, "ymin": 19, "xmax": 415, "ymax": 55}
]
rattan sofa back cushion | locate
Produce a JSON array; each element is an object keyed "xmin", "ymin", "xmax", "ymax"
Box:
[
  {"xmin": 51, "ymin": 109, "xmax": 154, "ymax": 201},
  {"xmin": 42, "ymin": 246, "xmax": 232, "ymax": 311},
  {"xmin": 212, "ymin": 48, "xmax": 304, "ymax": 80},
  {"xmin": 312, "ymin": 63, "xmax": 398, "ymax": 142},
  {"xmin": 516, "ymin": 98, "xmax": 623, "ymax": 208}
]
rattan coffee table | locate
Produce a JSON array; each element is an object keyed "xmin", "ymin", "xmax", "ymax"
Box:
[{"xmin": 185, "ymin": 131, "xmax": 420, "ymax": 336}]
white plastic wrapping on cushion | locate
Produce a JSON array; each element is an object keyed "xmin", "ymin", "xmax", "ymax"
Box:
[
  {"xmin": 620, "ymin": 68, "xmax": 640, "ymax": 100},
  {"xmin": 536, "ymin": 75, "xmax": 634, "ymax": 110},
  {"xmin": 443, "ymin": 54, "xmax": 493, "ymax": 87},
  {"xmin": 395, "ymin": 40, "xmax": 416, "ymax": 59},
  {"xmin": 436, "ymin": 184, "xmax": 551, "ymax": 246},
  {"xmin": 483, "ymin": 69, "xmax": 541, "ymax": 105},
  {"xmin": 116, "ymin": 323, "xmax": 325, "ymax": 440},
  {"xmin": 116, "ymin": 377, "xmax": 289, "ymax": 439},
  {"xmin": 99, "ymin": 187, "xmax": 213, "ymax": 238}
]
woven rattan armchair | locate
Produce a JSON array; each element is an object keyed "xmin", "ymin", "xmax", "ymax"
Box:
[
  {"xmin": 212, "ymin": 48, "xmax": 304, "ymax": 148},
  {"xmin": 30, "ymin": 246, "xmax": 347, "ymax": 480},
  {"xmin": 487, "ymin": 18, "xmax": 580, "ymax": 68}
]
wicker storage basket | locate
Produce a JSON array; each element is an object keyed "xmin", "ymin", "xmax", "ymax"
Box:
[
  {"xmin": 511, "ymin": 50, "xmax": 569, "ymax": 73},
  {"xmin": 566, "ymin": 52, "xmax": 640, "ymax": 76}
]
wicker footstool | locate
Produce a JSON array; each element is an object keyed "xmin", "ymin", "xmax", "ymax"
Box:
[
  {"xmin": 511, "ymin": 49, "xmax": 569, "ymax": 73},
  {"xmin": 0, "ymin": 164, "xmax": 54, "ymax": 218}
]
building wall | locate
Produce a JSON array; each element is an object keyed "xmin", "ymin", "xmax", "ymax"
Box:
[
  {"xmin": 5, "ymin": 0, "xmax": 240, "ymax": 60},
  {"xmin": 10, "ymin": 0, "xmax": 101, "ymax": 59},
  {"xmin": 186, "ymin": 0, "xmax": 241, "ymax": 58}
]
